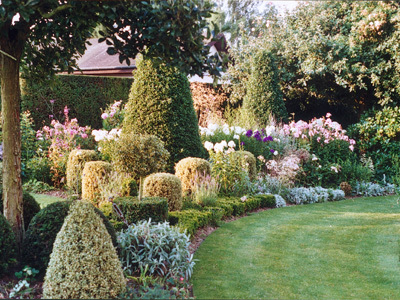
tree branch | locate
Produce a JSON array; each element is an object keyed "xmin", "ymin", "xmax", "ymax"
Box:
[
  {"xmin": 0, "ymin": 49, "xmax": 17, "ymax": 61},
  {"xmin": 38, "ymin": 4, "xmax": 73, "ymax": 19}
]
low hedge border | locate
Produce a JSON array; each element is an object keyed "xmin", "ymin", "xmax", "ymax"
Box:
[
  {"xmin": 169, "ymin": 194, "xmax": 276, "ymax": 236},
  {"xmin": 99, "ymin": 196, "xmax": 168, "ymax": 231}
]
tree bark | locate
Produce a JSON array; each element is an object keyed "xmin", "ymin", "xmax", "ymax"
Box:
[{"xmin": 0, "ymin": 44, "xmax": 24, "ymax": 248}]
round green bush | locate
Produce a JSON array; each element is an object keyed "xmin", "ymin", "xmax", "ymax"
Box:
[
  {"xmin": 122, "ymin": 55, "xmax": 207, "ymax": 171},
  {"xmin": 66, "ymin": 149, "xmax": 98, "ymax": 195},
  {"xmin": 0, "ymin": 189, "xmax": 41, "ymax": 230},
  {"xmin": 22, "ymin": 200, "xmax": 118, "ymax": 274},
  {"xmin": 175, "ymin": 157, "xmax": 211, "ymax": 196},
  {"xmin": 230, "ymin": 150, "xmax": 257, "ymax": 180},
  {"xmin": 0, "ymin": 214, "xmax": 17, "ymax": 275},
  {"xmin": 143, "ymin": 173, "xmax": 183, "ymax": 211},
  {"xmin": 43, "ymin": 201, "xmax": 125, "ymax": 299}
]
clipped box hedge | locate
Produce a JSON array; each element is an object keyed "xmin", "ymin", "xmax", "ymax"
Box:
[
  {"xmin": 99, "ymin": 196, "xmax": 168, "ymax": 231},
  {"xmin": 170, "ymin": 194, "xmax": 277, "ymax": 237}
]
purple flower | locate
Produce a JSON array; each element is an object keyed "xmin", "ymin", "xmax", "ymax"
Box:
[
  {"xmin": 241, "ymin": 142, "xmax": 245, "ymax": 146},
  {"xmin": 50, "ymin": 99, "xmax": 55, "ymax": 104},
  {"xmin": 245, "ymin": 129, "xmax": 253, "ymax": 137},
  {"xmin": 253, "ymin": 130, "xmax": 262, "ymax": 141},
  {"xmin": 270, "ymin": 149, "xmax": 275, "ymax": 153},
  {"xmin": 263, "ymin": 136, "xmax": 273, "ymax": 142},
  {"xmin": 49, "ymin": 115, "xmax": 54, "ymax": 119}
]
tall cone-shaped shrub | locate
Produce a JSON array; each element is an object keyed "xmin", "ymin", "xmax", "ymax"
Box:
[
  {"xmin": 243, "ymin": 50, "xmax": 288, "ymax": 125},
  {"xmin": 122, "ymin": 55, "xmax": 207, "ymax": 171},
  {"xmin": 42, "ymin": 201, "xmax": 125, "ymax": 299}
]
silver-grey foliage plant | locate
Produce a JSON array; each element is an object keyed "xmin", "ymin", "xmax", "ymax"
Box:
[{"xmin": 118, "ymin": 219, "xmax": 194, "ymax": 280}]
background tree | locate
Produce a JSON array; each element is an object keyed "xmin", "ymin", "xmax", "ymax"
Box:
[{"xmin": 0, "ymin": 0, "xmax": 219, "ymax": 248}]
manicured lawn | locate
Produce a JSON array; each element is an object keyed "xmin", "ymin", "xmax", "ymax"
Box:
[
  {"xmin": 32, "ymin": 193, "xmax": 63, "ymax": 208},
  {"xmin": 192, "ymin": 196, "xmax": 400, "ymax": 299}
]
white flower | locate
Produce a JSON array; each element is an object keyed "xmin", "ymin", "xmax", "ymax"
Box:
[
  {"xmin": 228, "ymin": 140, "xmax": 236, "ymax": 148},
  {"xmin": 220, "ymin": 140, "xmax": 228, "ymax": 148},
  {"xmin": 204, "ymin": 141, "xmax": 214, "ymax": 151},
  {"xmin": 265, "ymin": 125, "xmax": 275, "ymax": 136},
  {"xmin": 208, "ymin": 123, "xmax": 219, "ymax": 132},
  {"xmin": 241, "ymin": 196, "xmax": 247, "ymax": 202},
  {"xmin": 331, "ymin": 166, "xmax": 339, "ymax": 173},
  {"xmin": 311, "ymin": 154, "xmax": 319, "ymax": 161},
  {"xmin": 222, "ymin": 124, "xmax": 230, "ymax": 135},
  {"xmin": 273, "ymin": 150, "xmax": 279, "ymax": 156},
  {"xmin": 92, "ymin": 129, "xmax": 108, "ymax": 142},
  {"xmin": 233, "ymin": 134, "xmax": 240, "ymax": 140},
  {"xmin": 214, "ymin": 143, "xmax": 225, "ymax": 153}
]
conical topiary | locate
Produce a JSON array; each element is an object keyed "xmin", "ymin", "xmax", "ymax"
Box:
[
  {"xmin": 243, "ymin": 50, "xmax": 288, "ymax": 125},
  {"xmin": 122, "ymin": 55, "xmax": 207, "ymax": 171},
  {"xmin": 43, "ymin": 201, "xmax": 125, "ymax": 299}
]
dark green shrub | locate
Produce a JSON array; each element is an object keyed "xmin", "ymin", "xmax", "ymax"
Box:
[
  {"xmin": 21, "ymin": 75, "xmax": 133, "ymax": 130},
  {"xmin": 22, "ymin": 200, "xmax": 117, "ymax": 274},
  {"xmin": 99, "ymin": 196, "xmax": 168, "ymax": 231},
  {"xmin": 253, "ymin": 194, "xmax": 276, "ymax": 208},
  {"xmin": 216, "ymin": 197, "xmax": 246, "ymax": 216},
  {"xmin": 243, "ymin": 50, "xmax": 288, "ymax": 125},
  {"xmin": 168, "ymin": 209, "xmax": 212, "ymax": 237},
  {"xmin": 26, "ymin": 155, "xmax": 52, "ymax": 184},
  {"xmin": 0, "ymin": 214, "xmax": 17, "ymax": 275},
  {"xmin": 122, "ymin": 55, "xmax": 207, "ymax": 171},
  {"xmin": 243, "ymin": 196, "xmax": 261, "ymax": 212},
  {"xmin": 0, "ymin": 190, "xmax": 40, "ymax": 230}
]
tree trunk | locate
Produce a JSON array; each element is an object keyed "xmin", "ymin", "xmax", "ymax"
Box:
[{"xmin": 0, "ymin": 46, "xmax": 24, "ymax": 248}]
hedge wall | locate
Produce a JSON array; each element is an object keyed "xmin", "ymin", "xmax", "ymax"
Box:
[{"xmin": 20, "ymin": 75, "xmax": 133, "ymax": 130}]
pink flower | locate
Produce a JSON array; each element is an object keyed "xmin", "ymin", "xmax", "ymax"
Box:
[
  {"xmin": 349, "ymin": 145, "xmax": 354, "ymax": 151},
  {"xmin": 326, "ymin": 112, "xmax": 332, "ymax": 118},
  {"xmin": 101, "ymin": 113, "xmax": 109, "ymax": 120},
  {"xmin": 81, "ymin": 133, "xmax": 88, "ymax": 139}
]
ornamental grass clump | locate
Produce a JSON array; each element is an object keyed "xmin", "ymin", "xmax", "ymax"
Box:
[
  {"xmin": 111, "ymin": 133, "xmax": 170, "ymax": 200},
  {"xmin": 191, "ymin": 171, "xmax": 220, "ymax": 207},
  {"xmin": 175, "ymin": 157, "xmax": 211, "ymax": 196},
  {"xmin": 43, "ymin": 201, "xmax": 125, "ymax": 299},
  {"xmin": 118, "ymin": 219, "xmax": 194, "ymax": 280},
  {"xmin": 143, "ymin": 173, "xmax": 182, "ymax": 211},
  {"xmin": 66, "ymin": 149, "xmax": 98, "ymax": 195}
]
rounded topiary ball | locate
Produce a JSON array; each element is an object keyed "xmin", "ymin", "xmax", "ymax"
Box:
[
  {"xmin": 22, "ymin": 200, "xmax": 118, "ymax": 274},
  {"xmin": 231, "ymin": 150, "xmax": 257, "ymax": 180},
  {"xmin": 143, "ymin": 173, "xmax": 183, "ymax": 211},
  {"xmin": 0, "ymin": 214, "xmax": 17, "ymax": 275},
  {"xmin": 66, "ymin": 149, "xmax": 98, "ymax": 195},
  {"xmin": 175, "ymin": 157, "xmax": 211, "ymax": 196},
  {"xmin": 0, "ymin": 189, "xmax": 41, "ymax": 230},
  {"xmin": 81, "ymin": 161, "xmax": 112, "ymax": 205},
  {"xmin": 43, "ymin": 201, "xmax": 125, "ymax": 299}
]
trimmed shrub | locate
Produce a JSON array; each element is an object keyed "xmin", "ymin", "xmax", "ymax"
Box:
[
  {"xmin": 175, "ymin": 157, "xmax": 211, "ymax": 196},
  {"xmin": 21, "ymin": 75, "xmax": 133, "ymax": 130},
  {"xmin": 66, "ymin": 149, "xmax": 98, "ymax": 195},
  {"xmin": 118, "ymin": 220, "xmax": 194, "ymax": 279},
  {"xmin": 168, "ymin": 209, "xmax": 213, "ymax": 237},
  {"xmin": 215, "ymin": 197, "xmax": 246, "ymax": 216},
  {"xmin": 99, "ymin": 196, "xmax": 168, "ymax": 231},
  {"xmin": 143, "ymin": 173, "xmax": 183, "ymax": 211},
  {"xmin": 23, "ymin": 200, "xmax": 118, "ymax": 274},
  {"xmin": 243, "ymin": 50, "xmax": 288, "ymax": 124},
  {"xmin": 109, "ymin": 133, "xmax": 169, "ymax": 200},
  {"xmin": 230, "ymin": 150, "xmax": 257, "ymax": 180},
  {"xmin": 81, "ymin": 161, "xmax": 111, "ymax": 205},
  {"xmin": 122, "ymin": 55, "xmax": 207, "ymax": 172},
  {"xmin": 0, "ymin": 214, "xmax": 17, "ymax": 275},
  {"xmin": 121, "ymin": 177, "xmax": 138, "ymax": 197},
  {"xmin": 43, "ymin": 201, "xmax": 125, "ymax": 299},
  {"xmin": 253, "ymin": 194, "xmax": 276, "ymax": 208},
  {"xmin": 0, "ymin": 189, "xmax": 40, "ymax": 230}
]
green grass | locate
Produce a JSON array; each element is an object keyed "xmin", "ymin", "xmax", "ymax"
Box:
[
  {"xmin": 32, "ymin": 193, "xmax": 64, "ymax": 208},
  {"xmin": 192, "ymin": 196, "xmax": 400, "ymax": 299}
]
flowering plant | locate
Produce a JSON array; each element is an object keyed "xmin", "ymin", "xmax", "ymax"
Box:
[
  {"xmin": 205, "ymin": 140, "xmax": 252, "ymax": 196},
  {"xmin": 36, "ymin": 106, "xmax": 92, "ymax": 187},
  {"xmin": 101, "ymin": 100, "xmax": 126, "ymax": 131}
]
